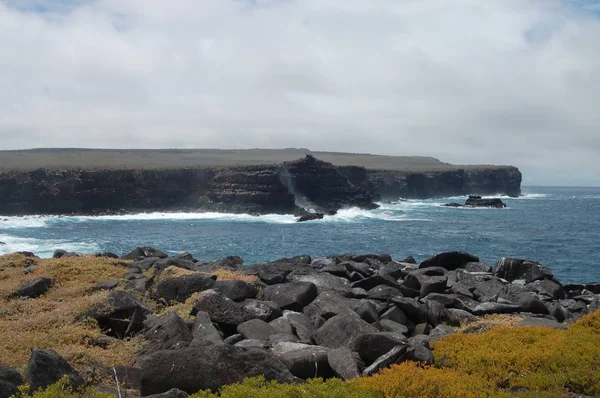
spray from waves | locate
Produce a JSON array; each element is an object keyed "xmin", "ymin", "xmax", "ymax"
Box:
[
  {"xmin": 0, "ymin": 234, "xmax": 100, "ymax": 258},
  {"xmin": 74, "ymin": 212, "xmax": 298, "ymax": 224},
  {"xmin": 0, "ymin": 216, "xmax": 51, "ymax": 229}
]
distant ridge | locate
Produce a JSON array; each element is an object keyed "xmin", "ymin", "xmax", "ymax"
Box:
[{"xmin": 0, "ymin": 148, "xmax": 509, "ymax": 172}]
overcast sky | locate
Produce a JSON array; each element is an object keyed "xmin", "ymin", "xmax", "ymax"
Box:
[{"xmin": 1, "ymin": 0, "xmax": 599, "ymax": 185}]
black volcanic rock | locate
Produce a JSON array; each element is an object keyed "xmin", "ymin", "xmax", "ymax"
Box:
[{"xmin": 465, "ymin": 195, "xmax": 506, "ymax": 208}]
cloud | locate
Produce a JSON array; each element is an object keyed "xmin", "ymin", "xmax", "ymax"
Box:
[{"xmin": 0, "ymin": 0, "xmax": 599, "ymax": 185}]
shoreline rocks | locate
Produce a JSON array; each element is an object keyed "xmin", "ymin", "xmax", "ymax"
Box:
[
  {"xmin": 444, "ymin": 195, "xmax": 507, "ymax": 208},
  {"xmin": 2, "ymin": 247, "xmax": 599, "ymax": 396}
]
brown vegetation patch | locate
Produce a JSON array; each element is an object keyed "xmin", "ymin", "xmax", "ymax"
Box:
[{"xmin": 0, "ymin": 254, "xmax": 142, "ymax": 372}]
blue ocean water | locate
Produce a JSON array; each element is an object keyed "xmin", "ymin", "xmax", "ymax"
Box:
[{"xmin": 1, "ymin": 187, "xmax": 599, "ymax": 284}]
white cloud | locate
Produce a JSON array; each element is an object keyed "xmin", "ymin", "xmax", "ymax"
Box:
[{"xmin": 0, "ymin": 0, "xmax": 599, "ymax": 185}]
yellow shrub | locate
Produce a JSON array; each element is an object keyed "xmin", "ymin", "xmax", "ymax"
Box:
[
  {"xmin": 16, "ymin": 375, "xmax": 116, "ymax": 398},
  {"xmin": 570, "ymin": 309, "xmax": 600, "ymax": 334}
]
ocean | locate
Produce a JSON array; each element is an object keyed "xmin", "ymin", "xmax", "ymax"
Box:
[{"xmin": 1, "ymin": 186, "xmax": 598, "ymax": 284}]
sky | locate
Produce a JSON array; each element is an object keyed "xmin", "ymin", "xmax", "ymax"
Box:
[{"xmin": 1, "ymin": 0, "xmax": 599, "ymax": 186}]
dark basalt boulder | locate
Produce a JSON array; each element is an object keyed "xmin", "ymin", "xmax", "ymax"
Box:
[
  {"xmin": 349, "ymin": 332, "xmax": 407, "ymax": 364},
  {"xmin": 420, "ymin": 276, "xmax": 448, "ymax": 298},
  {"xmin": 257, "ymin": 281, "xmax": 318, "ymax": 311},
  {"xmin": 283, "ymin": 311, "xmax": 315, "ymax": 344},
  {"xmin": 367, "ymin": 285, "xmax": 401, "ymax": 301},
  {"xmin": 212, "ymin": 280, "xmax": 257, "ymax": 302},
  {"xmin": 191, "ymin": 311, "xmax": 223, "ymax": 345},
  {"xmin": 139, "ymin": 345, "xmax": 294, "ymax": 395},
  {"xmin": 191, "ymin": 290, "xmax": 253, "ymax": 328},
  {"xmin": 296, "ymin": 213, "xmax": 324, "ymax": 222},
  {"xmin": 493, "ymin": 257, "xmax": 553, "ymax": 283},
  {"xmin": 391, "ymin": 297, "xmax": 428, "ymax": 323},
  {"xmin": 193, "ymin": 256, "xmax": 244, "ymax": 273},
  {"xmin": 152, "ymin": 258, "xmax": 196, "ymax": 272},
  {"xmin": 271, "ymin": 343, "xmax": 332, "ymax": 379},
  {"xmin": 289, "ymin": 272, "xmax": 353, "ymax": 296},
  {"xmin": 140, "ymin": 312, "xmax": 193, "ymax": 353},
  {"xmin": 362, "ymin": 345, "xmax": 410, "ymax": 376},
  {"xmin": 443, "ymin": 308, "xmax": 478, "ymax": 326},
  {"xmin": 86, "ymin": 290, "xmax": 151, "ymax": 338},
  {"xmin": 419, "ymin": 251, "xmax": 480, "ymax": 271},
  {"xmin": 144, "ymin": 389, "xmax": 189, "ymax": 398},
  {"xmin": 26, "ymin": 349, "xmax": 84, "ymax": 395},
  {"xmin": 154, "ymin": 274, "xmax": 217, "ymax": 303},
  {"xmin": 121, "ymin": 247, "xmax": 168, "ymax": 261},
  {"xmin": 303, "ymin": 292, "xmax": 357, "ymax": 326},
  {"xmin": 237, "ymin": 319, "xmax": 277, "ymax": 340},
  {"xmin": 313, "ymin": 315, "xmax": 379, "ymax": 349},
  {"xmin": 0, "ymin": 364, "xmax": 23, "ymax": 398},
  {"xmin": 327, "ymin": 347, "xmax": 361, "ymax": 380},
  {"xmin": 473, "ymin": 302, "xmax": 522, "ymax": 315},
  {"xmin": 14, "ymin": 277, "xmax": 54, "ymax": 298}
]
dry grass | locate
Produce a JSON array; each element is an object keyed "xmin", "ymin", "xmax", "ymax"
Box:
[
  {"xmin": 203, "ymin": 268, "xmax": 258, "ymax": 284},
  {"xmin": 0, "ymin": 254, "xmax": 143, "ymax": 372}
]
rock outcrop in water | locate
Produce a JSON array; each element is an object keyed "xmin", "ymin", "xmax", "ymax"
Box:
[
  {"xmin": 0, "ymin": 155, "xmax": 521, "ymax": 216},
  {"xmin": 444, "ymin": 195, "xmax": 507, "ymax": 208}
]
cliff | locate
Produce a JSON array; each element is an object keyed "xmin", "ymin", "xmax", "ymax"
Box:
[{"xmin": 0, "ymin": 150, "xmax": 522, "ymax": 216}]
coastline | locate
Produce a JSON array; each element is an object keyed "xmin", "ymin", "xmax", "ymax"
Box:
[{"xmin": 0, "ymin": 248, "xmax": 598, "ymax": 396}]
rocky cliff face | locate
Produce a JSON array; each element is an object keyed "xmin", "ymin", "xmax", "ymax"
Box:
[
  {"xmin": 368, "ymin": 167, "xmax": 522, "ymax": 200},
  {"xmin": 0, "ymin": 156, "xmax": 521, "ymax": 216}
]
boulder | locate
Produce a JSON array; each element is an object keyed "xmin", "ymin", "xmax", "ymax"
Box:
[
  {"xmin": 420, "ymin": 276, "xmax": 448, "ymax": 298},
  {"xmin": 354, "ymin": 300, "xmax": 380, "ymax": 323},
  {"xmin": 391, "ymin": 297, "xmax": 427, "ymax": 323},
  {"xmin": 367, "ymin": 285, "xmax": 401, "ymax": 301},
  {"xmin": 241, "ymin": 299, "xmax": 283, "ymax": 322},
  {"xmin": 237, "ymin": 319, "xmax": 277, "ymax": 340},
  {"xmin": 349, "ymin": 332, "xmax": 407, "ymax": 364},
  {"xmin": 526, "ymin": 279, "xmax": 565, "ymax": 300},
  {"xmin": 192, "ymin": 312, "xmax": 223, "ymax": 345},
  {"xmin": 380, "ymin": 307, "xmax": 408, "ymax": 325},
  {"xmin": 154, "ymin": 274, "xmax": 216, "ymax": 303},
  {"xmin": 429, "ymin": 324, "xmax": 456, "ymax": 341},
  {"xmin": 86, "ymin": 290, "xmax": 151, "ymax": 338},
  {"xmin": 14, "ymin": 277, "xmax": 54, "ymax": 298},
  {"xmin": 288, "ymin": 272, "xmax": 353, "ymax": 296},
  {"xmin": 327, "ymin": 347, "xmax": 361, "ymax": 380},
  {"xmin": 465, "ymin": 262, "xmax": 492, "ymax": 273},
  {"xmin": 139, "ymin": 345, "xmax": 294, "ymax": 395},
  {"xmin": 379, "ymin": 319, "xmax": 409, "ymax": 334},
  {"xmin": 121, "ymin": 247, "xmax": 168, "ymax": 261},
  {"xmin": 271, "ymin": 343, "xmax": 332, "ymax": 379},
  {"xmin": 313, "ymin": 315, "xmax": 378, "ymax": 348},
  {"xmin": 94, "ymin": 279, "xmax": 120, "ymax": 291},
  {"xmin": 283, "ymin": 311, "xmax": 315, "ymax": 344},
  {"xmin": 516, "ymin": 317, "xmax": 567, "ymax": 330},
  {"xmin": 234, "ymin": 339, "xmax": 269, "ymax": 349},
  {"xmin": 296, "ymin": 213, "xmax": 324, "ymax": 222},
  {"xmin": 257, "ymin": 281, "xmax": 318, "ymax": 311},
  {"xmin": 443, "ymin": 308, "xmax": 478, "ymax": 326},
  {"xmin": 212, "ymin": 280, "xmax": 257, "ymax": 302},
  {"xmin": 473, "ymin": 302, "xmax": 522, "ymax": 315},
  {"xmin": 269, "ymin": 333, "xmax": 300, "ymax": 344},
  {"xmin": 493, "ymin": 257, "xmax": 553, "ymax": 283},
  {"xmin": 191, "ymin": 290, "xmax": 253, "ymax": 329},
  {"xmin": 26, "ymin": 349, "xmax": 84, "ymax": 395},
  {"xmin": 269, "ymin": 317, "xmax": 294, "ymax": 335},
  {"xmin": 419, "ymin": 251, "xmax": 479, "ymax": 271},
  {"xmin": 145, "ymin": 389, "xmax": 189, "ymax": 398},
  {"xmin": 362, "ymin": 345, "xmax": 410, "ymax": 376},
  {"xmin": 465, "ymin": 195, "xmax": 506, "ymax": 208},
  {"xmin": 303, "ymin": 292, "xmax": 357, "ymax": 326},
  {"xmin": 0, "ymin": 364, "xmax": 23, "ymax": 398},
  {"xmin": 152, "ymin": 258, "xmax": 196, "ymax": 272},
  {"xmin": 136, "ymin": 313, "xmax": 193, "ymax": 363}
]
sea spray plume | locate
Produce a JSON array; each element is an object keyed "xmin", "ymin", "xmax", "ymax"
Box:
[{"xmin": 278, "ymin": 166, "xmax": 319, "ymax": 212}]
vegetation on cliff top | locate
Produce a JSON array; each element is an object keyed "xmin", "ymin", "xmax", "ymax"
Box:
[{"xmin": 2, "ymin": 253, "xmax": 599, "ymax": 397}]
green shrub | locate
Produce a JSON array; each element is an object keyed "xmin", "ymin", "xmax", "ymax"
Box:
[{"xmin": 14, "ymin": 376, "xmax": 116, "ymax": 398}]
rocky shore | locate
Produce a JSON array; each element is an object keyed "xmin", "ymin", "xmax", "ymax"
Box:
[{"xmin": 0, "ymin": 248, "xmax": 598, "ymax": 397}]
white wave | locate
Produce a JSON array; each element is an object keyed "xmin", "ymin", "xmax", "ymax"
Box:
[
  {"xmin": 74, "ymin": 211, "xmax": 298, "ymax": 224},
  {"xmin": 0, "ymin": 216, "xmax": 51, "ymax": 229},
  {"xmin": 0, "ymin": 234, "xmax": 99, "ymax": 258},
  {"xmin": 308, "ymin": 207, "xmax": 431, "ymax": 223}
]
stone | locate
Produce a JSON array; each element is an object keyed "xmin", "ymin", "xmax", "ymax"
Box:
[
  {"xmin": 465, "ymin": 262, "xmax": 492, "ymax": 273},
  {"xmin": 493, "ymin": 257, "xmax": 553, "ymax": 283},
  {"xmin": 15, "ymin": 277, "xmax": 54, "ymax": 298},
  {"xmin": 271, "ymin": 343, "xmax": 332, "ymax": 379},
  {"xmin": 380, "ymin": 306, "xmax": 408, "ymax": 325},
  {"xmin": 327, "ymin": 347, "xmax": 361, "ymax": 380},
  {"xmin": 145, "ymin": 389, "xmax": 189, "ymax": 398},
  {"xmin": 269, "ymin": 317, "xmax": 294, "ymax": 335},
  {"xmin": 379, "ymin": 319, "xmax": 409, "ymax": 334},
  {"xmin": 94, "ymin": 279, "xmax": 120, "ymax": 291},
  {"xmin": 351, "ymin": 273, "xmax": 401, "ymax": 291},
  {"xmin": 362, "ymin": 345, "xmax": 410, "ymax": 376},
  {"xmin": 85, "ymin": 290, "xmax": 151, "ymax": 338},
  {"xmin": 419, "ymin": 251, "xmax": 479, "ymax": 271},
  {"xmin": 0, "ymin": 364, "xmax": 23, "ymax": 398},
  {"xmin": 121, "ymin": 247, "xmax": 168, "ymax": 261},
  {"xmin": 354, "ymin": 300, "xmax": 380, "ymax": 323},
  {"xmin": 349, "ymin": 332, "xmax": 407, "ymax": 364},
  {"xmin": 420, "ymin": 276, "xmax": 448, "ymax": 298},
  {"xmin": 283, "ymin": 311, "xmax": 315, "ymax": 344},
  {"xmin": 411, "ymin": 344, "xmax": 435, "ymax": 364},
  {"xmin": 191, "ymin": 311, "xmax": 222, "ymax": 345},
  {"xmin": 526, "ymin": 279, "xmax": 565, "ymax": 300},
  {"xmin": 367, "ymin": 285, "xmax": 401, "ymax": 301},
  {"xmin": 429, "ymin": 324, "xmax": 456, "ymax": 341},
  {"xmin": 153, "ymin": 258, "xmax": 196, "ymax": 272},
  {"xmin": 139, "ymin": 345, "xmax": 294, "ymax": 395},
  {"xmin": 443, "ymin": 308, "xmax": 478, "ymax": 326},
  {"xmin": 234, "ymin": 339, "xmax": 270, "ymax": 349},
  {"xmin": 473, "ymin": 302, "xmax": 522, "ymax": 315},
  {"xmin": 257, "ymin": 281, "xmax": 318, "ymax": 311},
  {"xmin": 26, "ymin": 348, "xmax": 84, "ymax": 395},
  {"xmin": 288, "ymin": 272, "xmax": 353, "ymax": 296},
  {"xmin": 424, "ymin": 299, "xmax": 445, "ymax": 327},
  {"xmin": 237, "ymin": 319, "xmax": 277, "ymax": 340},
  {"xmin": 191, "ymin": 290, "xmax": 253, "ymax": 329},
  {"xmin": 313, "ymin": 315, "xmax": 378, "ymax": 348},
  {"xmin": 268, "ymin": 333, "xmax": 300, "ymax": 344},
  {"xmin": 242, "ymin": 299, "xmax": 283, "ymax": 322},
  {"xmin": 136, "ymin": 313, "xmax": 193, "ymax": 363},
  {"xmin": 223, "ymin": 334, "xmax": 243, "ymax": 345},
  {"xmin": 303, "ymin": 291, "xmax": 357, "ymax": 326},
  {"xmin": 212, "ymin": 280, "xmax": 257, "ymax": 302},
  {"xmin": 155, "ymin": 274, "xmax": 217, "ymax": 303},
  {"xmin": 391, "ymin": 297, "xmax": 427, "ymax": 323}
]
